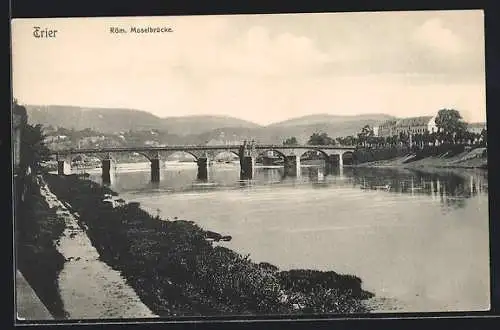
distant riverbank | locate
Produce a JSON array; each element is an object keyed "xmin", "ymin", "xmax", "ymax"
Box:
[
  {"xmin": 354, "ymin": 147, "xmax": 487, "ymax": 170},
  {"xmin": 44, "ymin": 173, "xmax": 374, "ymax": 317}
]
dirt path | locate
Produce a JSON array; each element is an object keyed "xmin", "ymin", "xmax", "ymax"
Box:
[{"xmin": 38, "ymin": 179, "xmax": 158, "ymax": 319}]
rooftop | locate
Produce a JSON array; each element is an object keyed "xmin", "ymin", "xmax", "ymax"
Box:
[{"xmin": 394, "ymin": 116, "xmax": 433, "ymax": 128}]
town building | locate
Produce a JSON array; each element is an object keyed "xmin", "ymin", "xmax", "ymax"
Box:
[
  {"xmin": 393, "ymin": 116, "xmax": 435, "ymax": 136},
  {"xmin": 375, "ymin": 115, "xmax": 436, "ymax": 138},
  {"xmin": 467, "ymin": 122, "xmax": 486, "ymax": 135},
  {"xmin": 44, "ymin": 135, "xmax": 68, "ymax": 143},
  {"xmin": 375, "ymin": 119, "xmax": 398, "ymax": 137}
]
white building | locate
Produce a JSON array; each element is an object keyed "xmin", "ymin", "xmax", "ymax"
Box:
[
  {"xmin": 376, "ymin": 115, "xmax": 436, "ymax": 138},
  {"xmin": 427, "ymin": 116, "xmax": 438, "ymax": 134},
  {"xmin": 375, "ymin": 119, "xmax": 398, "ymax": 137}
]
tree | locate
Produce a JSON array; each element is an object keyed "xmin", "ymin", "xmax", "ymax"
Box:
[
  {"xmin": 283, "ymin": 137, "xmax": 298, "ymax": 145},
  {"xmin": 480, "ymin": 128, "xmax": 487, "ymax": 146},
  {"xmin": 20, "ymin": 121, "xmax": 52, "ymax": 173},
  {"xmin": 307, "ymin": 132, "xmax": 335, "ymax": 145},
  {"xmin": 422, "ymin": 131, "xmax": 431, "ymax": 147},
  {"xmin": 357, "ymin": 125, "xmax": 374, "ymax": 147},
  {"xmin": 398, "ymin": 132, "xmax": 410, "ymax": 147},
  {"xmin": 434, "ymin": 109, "xmax": 468, "ymax": 144},
  {"xmin": 343, "ymin": 135, "xmax": 357, "ymax": 146}
]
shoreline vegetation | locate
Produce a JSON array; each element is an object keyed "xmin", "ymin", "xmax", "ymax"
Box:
[
  {"xmin": 42, "ymin": 173, "xmax": 373, "ymax": 316},
  {"xmin": 351, "ymin": 145, "xmax": 487, "ymax": 170}
]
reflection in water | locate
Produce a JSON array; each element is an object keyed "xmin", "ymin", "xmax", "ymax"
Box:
[
  {"xmin": 83, "ymin": 162, "xmax": 490, "ymax": 313},
  {"xmin": 84, "ymin": 162, "xmax": 489, "ymax": 216},
  {"xmin": 343, "ymin": 167, "xmax": 488, "ymax": 212},
  {"xmin": 89, "ymin": 162, "xmax": 489, "ymax": 214}
]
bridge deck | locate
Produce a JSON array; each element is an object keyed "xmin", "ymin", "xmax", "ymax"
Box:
[{"xmin": 50, "ymin": 145, "xmax": 357, "ymax": 155}]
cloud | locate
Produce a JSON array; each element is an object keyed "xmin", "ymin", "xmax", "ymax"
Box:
[
  {"xmin": 173, "ymin": 25, "xmax": 338, "ymax": 79},
  {"xmin": 413, "ymin": 18, "xmax": 463, "ymax": 56},
  {"xmin": 11, "ymin": 14, "xmax": 486, "ymax": 124}
]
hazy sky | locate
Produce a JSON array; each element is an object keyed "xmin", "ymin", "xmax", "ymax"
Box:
[{"xmin": 11, "ymin": 10, "xmax": 486, "ymax": 125}]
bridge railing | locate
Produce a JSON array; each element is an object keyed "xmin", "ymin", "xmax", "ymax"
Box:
[{"xmin": 49, "ymin": 144, "xmax": 357, "ymax": 155}]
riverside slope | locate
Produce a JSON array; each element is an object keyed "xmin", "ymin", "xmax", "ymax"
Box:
[
  {"xmin": 44, "ymin": 173, "xmax": 374, "ymax": 317},
  {"xmin": 38, "ymin": 176, "xmax": 157, "ymax": 319},
  {"xmin": 355, "ymin": 147, "xmax": 487, "ymax": 170}
]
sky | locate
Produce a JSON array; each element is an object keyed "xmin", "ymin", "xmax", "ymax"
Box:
[{"xmin": 11, "ymin": 10, "xmax": 486, "ymax": 125}]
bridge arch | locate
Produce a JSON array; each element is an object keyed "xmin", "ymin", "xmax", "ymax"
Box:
[
  {"xmin": 342, "ymin": 151, "xmax": 356, "ymax": 165},
  {"xmin": 134, "ymin": 151, "xmax": 156, "ymax": 162},
  {"xmin": 164, "ymin": 150, "xmax": 199, "ymax": 162},
  {"xmin": 212, "ymin": 150, "xmax": 240, "ymax": 161},
  {"xmin": 257, "ymin": 149, "xmax": 288, "ymax": 161},
  {"xmin": 67, "ymin": 153, "xmax": 111, "ymax": 164},
  {"xmin": 297, "ymin": 149, "xmax": 330, "ymax": 160}
]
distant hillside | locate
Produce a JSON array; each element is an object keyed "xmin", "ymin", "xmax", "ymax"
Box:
[
  {"xmin": 26, "ymin": 105, "xmax": 397, "ymax": 145},
  {"xmin": 26, "ymin": 105, "xmax": 261, "ymax": 135},
  {"xmin": 268, "ymin": 114, "xmax": 395, "ymax": 128},
  {"xmin": 189, "ymin": 115, "xmax": 393, "ymax": 144},
  {"xmin": 160, "ymin": 115, "xmax": 261, "ymax": 136},
  {"xmin": 191, "ymin": 114, "xmax": 397, "ymax": 145},
  {"xmin": 26, "ymin": 105, "xmax": 162, "ymax": 133}
]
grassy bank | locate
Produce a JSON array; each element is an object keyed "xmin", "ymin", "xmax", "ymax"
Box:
[
  {"xmin": 354, "ymin": 145, "xmax": 487, "ymax": 170},
  {"xmin": 15, "ymin": 175, "xmax": 68, "ymax": 319},
  {"xmin": 44, "ymin": 173, "xmax": 373, "ymax": 316}
]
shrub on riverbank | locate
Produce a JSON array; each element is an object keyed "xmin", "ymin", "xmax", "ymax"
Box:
[
  {"xmin": 15, "ymin": 176, "xmax": 67, "ymax": 319},
  {"xmin": 44, "ymin": 174, "xmax": 373, "ymax": 316}
]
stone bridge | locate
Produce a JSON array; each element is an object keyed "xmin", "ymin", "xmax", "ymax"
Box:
[{"xmin": 51, "ymin": 144, "xmax": 357, "ymax": 183}]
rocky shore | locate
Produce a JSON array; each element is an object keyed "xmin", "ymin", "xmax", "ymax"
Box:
[{"xmin": 44, "ymin": 173, "xmax": 374, "ymax": 317}]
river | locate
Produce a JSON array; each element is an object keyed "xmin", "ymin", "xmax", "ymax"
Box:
[{"xmin": 82, "ymin": 161, "xmax": 490, "ymax": 314}]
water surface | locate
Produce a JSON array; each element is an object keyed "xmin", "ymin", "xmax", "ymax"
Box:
[{"xmin": 85, "ymin": 161, "xmax": 490, "ymax": 313}]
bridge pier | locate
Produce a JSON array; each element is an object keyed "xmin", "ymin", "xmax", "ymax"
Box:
[
  {"xmin": 325, "ymin": 154, "xmax": 344, "ymax": 173},
  {"xmin": 150, "ymin": 158, "xmax": 161, "ymax": 183},
  {"xmin": 197, "ymin": 157, "xmax": 210, "ymax": 181},
  {"xmin": 284, "ymin": 155, "xmax": 301, "ymax": 177},
  {"xmin": 57, "ymin": 160, "xmax": 71, "ymax": 176},
  {"xmin": 325, "ymin": 155, "xmax": 337, "ymax": 174},
  {"xmin": 240, "ymin": 156, "xmax": 255, "ymax": 180},
  {"xmin": 101, "ymin": 158, "xmax": 113, "ymax": 184}
]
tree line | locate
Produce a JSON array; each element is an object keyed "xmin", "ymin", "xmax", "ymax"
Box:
[
  {"xmin": 14, "ymin": 100, "xmax": 51, "ymax": 175},
  {"xmin": 283, "ymin": 109, "xmax": 487, "ymax": 149}
]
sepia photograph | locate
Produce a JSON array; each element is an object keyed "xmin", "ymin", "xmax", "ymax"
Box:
[{"xmin": 11, "ymin": 10, "xmax": 489, "ymax": 322}]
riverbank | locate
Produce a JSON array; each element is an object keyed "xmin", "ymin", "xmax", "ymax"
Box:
[
  {"xmin": 354, "ymin": 147, "xmax": 487, "ymax": 170},
  {"xmin": 16, "ymin": 174, "xmax": 158, "ymax": 319},
  {"xmin": 39, "ymin": 178, "xmax": 157, "ymax": 319},
  {"xmin": 15, "ymin": 176, "xmax": 67, "ymax": 319},
  {"xmin": 44, "ymin": 173, "xmax": 374, "ymax": 316}
]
